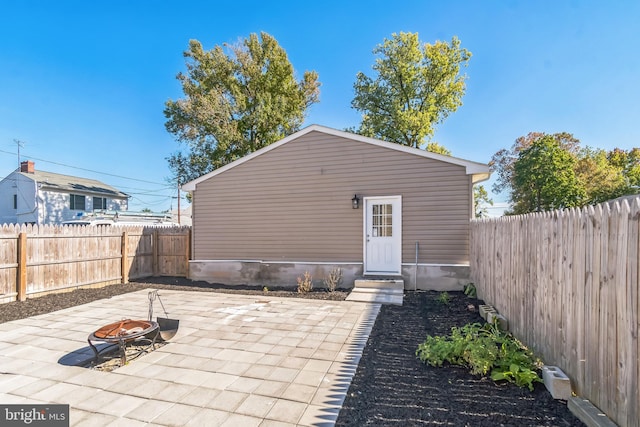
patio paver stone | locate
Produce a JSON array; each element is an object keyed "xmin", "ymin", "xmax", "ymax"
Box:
[{"xmin": 0, "ymin": 289, "xmax": 380, "ymax": 426}]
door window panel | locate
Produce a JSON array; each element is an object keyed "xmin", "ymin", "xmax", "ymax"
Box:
[{"xmin": 372, "ymin": 204, "xmax": 393, "ymax": 237}]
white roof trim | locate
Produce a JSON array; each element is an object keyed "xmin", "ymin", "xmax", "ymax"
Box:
[{"xmin": 182, "ymin": 124, "xmax": 490, "ymax": 191}]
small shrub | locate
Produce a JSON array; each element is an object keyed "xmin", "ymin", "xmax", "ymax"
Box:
[
  {"xmin": 297, "ymin": 271, "xmax": 313, "ymax": 293},
  {"xmin": 323, "ymin": 267, "xmax": 343, "ymax": 292},
  {"xmin": 463, "ymin": 283, "xmax": 477, "ymax": 298},
  {"xmin": 416, "ymin": 322, "xmax": 542, "ymax": 391},
  {"xmin": 263, "ymin": 286, "xmax": 269, "ymax": 293},
  {"xmin": 437, "ymin": 291, "xmax": 451, "ymax": 305}
]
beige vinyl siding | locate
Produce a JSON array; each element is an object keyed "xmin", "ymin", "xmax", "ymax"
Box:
[{"xmin": 193, "ymin": 131, "xmax": 472, "ymax": 264}]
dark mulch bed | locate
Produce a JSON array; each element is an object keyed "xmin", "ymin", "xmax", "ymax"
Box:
[
  {"xmin": 0, "ymin": 279, "xmax": 584, "ymax": 426},
  {"xmin": 0, "ymin": 276, "xmax": 348, "ymax": 324},
  {"xmin": 335, "ymin": 291, "xmax": 584, "ymax": 426}
]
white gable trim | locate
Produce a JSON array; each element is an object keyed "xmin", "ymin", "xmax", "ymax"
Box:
[{"xmin": 182, "ymin": 124, "xmax": 490, "ymax": 191}]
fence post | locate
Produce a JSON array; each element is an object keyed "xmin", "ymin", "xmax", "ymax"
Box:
[
  {"xmin": 186, "ymin": 228, "xmax": 191, "ymax": 278},
  {"xmin": 16, "ymin": 232, "xmax": 27, "ymax": 301},
  {"xmin": 152, "ymin": 229, "xmax": 159, "ymax": 276},
  {"xmin": 121, "ymin": 231, "xmax": 129, "ymax": 284}
]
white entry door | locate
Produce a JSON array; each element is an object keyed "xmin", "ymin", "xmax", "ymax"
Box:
[{"xmin": 364, "ymin": 196, "xmax": 402, "ymax": 274}]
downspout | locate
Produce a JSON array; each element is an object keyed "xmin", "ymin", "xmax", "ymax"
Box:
[{"xmin": 414, "ymin": 241, "xmax": 419, "ymax": 291}]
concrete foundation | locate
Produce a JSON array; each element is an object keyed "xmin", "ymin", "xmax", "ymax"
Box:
[
  {"xmin": 189, "ymin": 260, "xmax": 363, "ymax": 289},
  {"xmin": 189, "ymin": 260, "xmax": 471, "ymax": 291},
  {"xmin": 401, "ymin": 263, "xmax": 470, "ymax": 291}
]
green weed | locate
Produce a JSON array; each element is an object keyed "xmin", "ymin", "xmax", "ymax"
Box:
[
  {"xmin": 463, "ymin": 283, "xmax": 477, "ymax": 298},
  {"xmin": 437, "ymin": 291, "xmax": 451, "ymax": 305}
]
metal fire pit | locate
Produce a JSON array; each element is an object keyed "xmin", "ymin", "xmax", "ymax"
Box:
[{"xmin": 88, "ymin": 319, "xmax": 159, "ymax": 365}]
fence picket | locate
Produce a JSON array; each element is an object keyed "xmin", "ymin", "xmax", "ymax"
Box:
[
  {"xmin": 615, "ymin": 200, "xmax": 631, "ymax": 426},
  {"xmin": 573, "ymin": 207, "xmax": 586, "ymax": 395},
  {"xmin": 598, "ymin": 202, "xmax": 611, "ymax": 416},
  {"xmin": 633, "ymin": 199, "xmax": 640, "ymax": 427},
  {"xmin": 471, "ymin": 197, "xmax": 640, "ymax": 427}
]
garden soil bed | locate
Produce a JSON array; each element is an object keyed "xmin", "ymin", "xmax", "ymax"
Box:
[{"xmin": 0, "ymin": 278, "xmax": 584, "ymax": 426}]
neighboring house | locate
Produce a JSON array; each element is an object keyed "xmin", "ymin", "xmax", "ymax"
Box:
[
  {"xmin": 0, "ymin": 161, "xmax": 129, "ymax": 225},
  {"xmin": 182, "ymin": 125, "xmax": 490, "ymax": 290}
]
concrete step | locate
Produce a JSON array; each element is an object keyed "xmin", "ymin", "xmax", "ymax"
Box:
[
  {"xmin": 347, "ymin": 280, "xmax": 404, "ymax": 305},
  {"xmin": 346, "ymin": 289, "xmax": 403, "ymax": 305},
  {"xmin": 348, "ymin": 287, "xmax": 403, "ymax": 295},
  {"xmin": 353, "ymin": 279, "xmax": 404, "ymax": 290}
]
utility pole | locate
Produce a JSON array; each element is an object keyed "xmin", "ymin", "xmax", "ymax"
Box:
[{"xmin": 177, "ymin": 182, "xmax": 181, "ymax": 225}]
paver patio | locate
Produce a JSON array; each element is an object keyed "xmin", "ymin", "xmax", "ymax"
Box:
[{"xmin": 0, "ymin": 289, "xmax": 380, "ymax": 426}]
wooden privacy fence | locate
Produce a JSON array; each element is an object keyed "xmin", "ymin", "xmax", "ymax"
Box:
[
  {"xmin": 0, "ymin": 224, "xmax": 191, "ymax": 303},
  {"xmin": 470, "ymin": 198, "xmax": 639, "ymax": 427}
]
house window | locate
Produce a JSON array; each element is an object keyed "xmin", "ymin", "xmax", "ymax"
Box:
[
  {"xmin": 372, "ymin": 204, "xmax": 393, "ymax": 237},
  {"xmin": 13, "ymin": 194, "xmax": 17, "ymax": 210},
  {"xmin": 70, "ymin": 194, "xmax": 86, "ymax": 210},
  {"xmin": 93, "ymin": 197, "xmax": 107, "ymax": 210}
]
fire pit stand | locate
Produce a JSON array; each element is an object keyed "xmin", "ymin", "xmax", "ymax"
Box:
[{"xmin": 88, "ymin": 319, "xmax": 159, "ymax": 365}]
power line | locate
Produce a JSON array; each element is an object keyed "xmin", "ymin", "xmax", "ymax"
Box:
[
  {"xmin": 127, "ymin": 191, "xmax": 175, "ymax": 198},
  {"xmin": 0, "ymin": 148, "xmax": 169, "ymax": 186},
  {"xmin": 116, "ymin": 184, "xmax": 174, "ymax": 192}
]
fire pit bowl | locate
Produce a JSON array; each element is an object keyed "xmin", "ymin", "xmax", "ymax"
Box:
[
  {"xmin": 88, "ymin": 319, "xmax": 159, "ymax": 365},
  {"xmin": 90, "ymin": 319, "xmax": 157, "ymax": 340}
]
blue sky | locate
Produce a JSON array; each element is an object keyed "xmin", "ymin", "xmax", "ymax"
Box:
[{"xmin": 1, "ymin": 1, "xmax": 638, "ymax": 214}]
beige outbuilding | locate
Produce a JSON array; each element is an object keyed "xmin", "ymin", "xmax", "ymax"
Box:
[{"xmin": 182, "ymin": 125, "xmax": 490, "ymax": 290}]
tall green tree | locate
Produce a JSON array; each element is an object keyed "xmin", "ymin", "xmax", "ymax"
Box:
[
  {"xmin": 425, "ymin": 141, "xmax": 451, "ymax": 155},
  {"xmin": 351, "ymin": 32, "xmax": 471, "ymax": 148},
  {"xmin": 491, "ymin": 132, "xmax": 581, "ymax": 196},
  {"xmin": 511, "ymin": 136, "xmax": 585, "ymax": 213},
  {"xmin": 165, "ymin": 32, "xmax": 320, "ymax": 183},
  {"xmin": 575, "ymin": 147, "xmax": 628, "ymax": 204},
  {"xmin": 493, "ymin": 132, "xmax": 639, "ymax": 213},
  {"xmin": 608, "ymin": 147, "xmax": 640, "ymax": 190}
]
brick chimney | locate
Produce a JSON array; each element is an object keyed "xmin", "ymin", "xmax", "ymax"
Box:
[{"xmin": 20, "ymin": 161, "xmax": 34, "ymax": 173}]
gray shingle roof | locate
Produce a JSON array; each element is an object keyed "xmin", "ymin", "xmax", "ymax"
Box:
[{"xmin": 19, "ymin": 170, "xmax": 129, "ymax": 198}]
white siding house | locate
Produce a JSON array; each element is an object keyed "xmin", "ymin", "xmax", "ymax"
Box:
[{"xmin": 0, "ymin": 161, "xmax": 129, "ymax": 225}]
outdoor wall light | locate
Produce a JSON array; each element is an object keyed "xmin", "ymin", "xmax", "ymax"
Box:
[{"xmin": 352, "ymin": 194, "xmax": 360, "ymax": 209}]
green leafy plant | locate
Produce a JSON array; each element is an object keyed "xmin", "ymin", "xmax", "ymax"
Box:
[
  {"xmin": 491, "ymin": 363, "xmax": 541, "ymax": 390},
  {"xmin": 416, "ymin": 322, "xmax": 542, "ymax": 390},
  {"xmin": 297, "ymin": 271, "xmax": 313, "ymax": 293},
  {"xmin": 263, "ymin": 286, "xmax": 269, "ymax": 293},
  {"xmin": 437, "ymin": 291, "xmax": 451, "ymax": 305},
  {"xmin": 463, "ymin": 283, "xmax": 477, "ymax": 298},
  {"xmin": 323, "ymin": 267, "xmax": 343, "ymax": 292}
]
